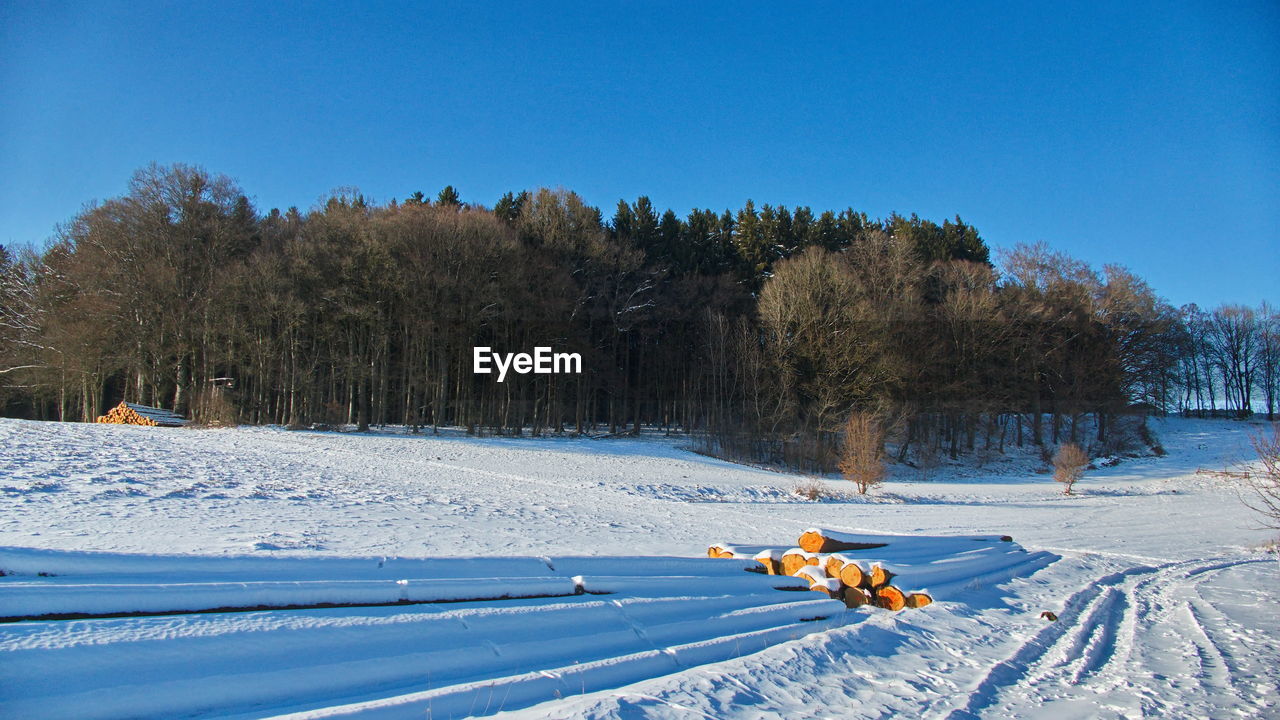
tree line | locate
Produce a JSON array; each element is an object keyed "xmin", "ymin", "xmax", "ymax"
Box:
[{"xmin": 0, "ymin": 164, "xmax": 1274, "ymax": 471}]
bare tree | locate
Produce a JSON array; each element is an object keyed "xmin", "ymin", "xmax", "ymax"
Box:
[
  {"xmin": 1053, "ymin": 442, "xmax": 1088, "ymax": 495},
  {"xmin": 1208, "ymin": 305, "xmax": 1258, "ymax": 416},
  {"xmin": 839, "ymin": 411, "xmax": 886, "ymax": 494},
  {"xmin": 1256, "ymin": 304, "xmax": 1279, "ymax": 421},
  {"xmin": 1242, "ymin": 424, "xmax": 1280, "ymax": 530}
]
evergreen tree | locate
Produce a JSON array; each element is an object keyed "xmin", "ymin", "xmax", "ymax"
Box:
[
  {"xmin": 734, "ymin": 200, "xmax": 766, "ymax": 289},
  {"xmin": 657, "ymin": 209, "xmax": 682, "ymax": 269},
  {"xmin": 611, "ymin": 200, "xmax": 635, "ymax": 244},
  {"xmin": 437, "ymin": 185, "xmax": 461, "ymax": 207},
  {"xmin": 494, "ymin": 191, "xmax": 528, "ymax": 226},
  {"xmin": 630, "ymin": 196, "xmax": 659, "ymax": 258}
]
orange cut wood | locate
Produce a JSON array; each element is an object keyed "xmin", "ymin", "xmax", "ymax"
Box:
[
  {"xmin": 809, "ymin": 577, "xmax": 842, "ymax": 598},
  {"xmin": 843, "ymin": 587, "xmax": 871, "ymax": 608},
  {"xmin": 875, "ymin": 585, "xmax": 907, "ymax": 611},
  {"xmin": 824, "ymin": 555, "xmax": 846, "ymax": 579},
  {"xmin": 794, "ymin": 565, "xmax": 829, "ymax": 586},
  {"xmin": 905, "ymin": 592, "xmax": 933, "ymax": 609},
  {"xmin": 780, "ymin": 551, "xmax": 809, "ymax": 577},
  {"xmin": 755, "ymin": 557, "xmax": 781, "ymax": 575},
  {"xmin": 865, "ymin": 563, "xmax": 894, "ymax": 589},
  {"xmin": 797, "ymin": 530, "xmax": 890, "ymax": 554},
  {"xmin": 94, "ymin": 401, "xmax": 186, "ymax": 427},
  {"xmin": 838, "ymin": 562, "xmax": 865, "ymax": 589}
]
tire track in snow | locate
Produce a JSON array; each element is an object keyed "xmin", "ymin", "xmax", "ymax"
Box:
[
  {"xmin": 938, "ymin": 555, "xmax": 1272, "ymax": 720},
  {"xmin": 1183, "ymin": 600, "xmax": 1234, "ymax": 696},
  {"xmin": 1181, "ymin": 564, "xmax": 1279, "ymax": 717}
]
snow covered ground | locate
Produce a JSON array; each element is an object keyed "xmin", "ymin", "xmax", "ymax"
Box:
[{"xmin": 1, "ymin": 416, "xmax": 1276, "ymax": 718}]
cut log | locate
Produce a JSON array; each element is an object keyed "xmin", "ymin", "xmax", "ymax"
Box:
[
  {"xmin": 838, "ymin": 561, "xmax": 865, "ymax": 589},
  {"xmin": 904, "ymin": 592, "xmax": 933, "ymax": 609},
  {"xmin": 863, "ymin": 562, "xmax": 895, "ymax": 589},
  {"xmin": 799, "ymin": 527, "xmax": 1012, "ymax": 554},
  {"xmin": 809, "ymin": 577, "xmax": 843, "ymax": 598},
  {"xmin": 793, "ymin": 565, "xmax": 829, "ymax": 586},
  {"xmin": 706, "ymin": 544, "xmax": 741, "ymax": 558},
  {"xmin": 780, "ymin": 548, "xmax": 817, "ymax": 577},
  {"xmin": 824, "ymin": 553, "xmax": 848, "ymax": 579},
  {"xmin": 94, "ymin": 401, "xmax": 186, "ymax": 427},
  {"xmin": 843, "ymin": 587, "xmax": 871, "ymax": 608},
  {"xmin": 780, "ymin": 550, "xmax": 806, "ymax": 577},
  {"xmin": 708, "ymin": 543, "xmax": 776, "ymax": 559},
  {"xmin": 753, "ymin": 549, "xmax": 783, "ymax": 575},
  {"xmin": 875, "ymin": 585, "xmax": 907, "ymax": 611},
  {"xmin": 797, "ymin": 528, "xmax": 890, "ymax": 554}
]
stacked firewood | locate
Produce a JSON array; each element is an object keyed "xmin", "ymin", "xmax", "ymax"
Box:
[
  {"xmin": 707, "ymin": 530, "xmax": 933, "ymax": 612},
  {"xmin": 95, "ymin": 401, "xmax": 187, "ymax": 427}
]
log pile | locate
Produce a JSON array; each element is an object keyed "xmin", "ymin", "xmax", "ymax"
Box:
[
  {"xmin": 708, "ymin": 528, "xmax": 939, "ymax": 613},
  {"xmin": 95, "ymin": 401, "xmax": 188, "ymax": 427}
]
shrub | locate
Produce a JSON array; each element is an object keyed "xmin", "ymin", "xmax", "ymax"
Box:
[
  {"xmin": 1053, "ymin": 442, "xmax": 1089, "ymax": 495},
  {"xmin": 840, "ymin": 411, "xmax": 886, "ymax": 495},
  {"xmin": 792, "ymin": 479, "xmax": 833, "ymax": 501},
  {"xmin": 1243, "ymin": 424, "xmax": 1280, "ymax": 530}
]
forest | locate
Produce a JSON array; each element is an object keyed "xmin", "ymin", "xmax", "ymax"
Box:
[{"xmin": 1, "ymin": 163, "xmax": 1276, "ymax": 471}]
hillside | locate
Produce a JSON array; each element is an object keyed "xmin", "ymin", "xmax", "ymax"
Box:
[{"xmin": 0, "ymin": 417, "xmax": 1276, "ymax": 718}]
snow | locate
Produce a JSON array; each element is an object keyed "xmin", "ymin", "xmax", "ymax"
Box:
[
  {"xmin": 123, "ymin": 402, "xmax": 189, "ymax": 426},
  {"xmin": 1, "ymin": 416, "xmax": 1277, "ymax": 718},
  {"xmin": 794, "ymin": 565, "xmax": 828, "ymax": 583},
  {"xmin": 0, "ymin": 575, "xmax": 581, "ymax": 618}
]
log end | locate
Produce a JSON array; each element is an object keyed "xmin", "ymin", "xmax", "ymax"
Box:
[
  {"xmin": 797, "ymin": 530, "xmax": 826, "ymax": 553},
  {"xmin": 864, "ymin": 563, "xmax": 893, "ymax": 589},
  {"xmin": 781, "ymin": 553, "xmax": 808, "ymax": 578},
  {"xmin": 838, "ymin": 563, "xmax": 864, "ymax": 589},
  {"xmin": 875, "ymin": 585, "xmax": 907, "ymax": 611},
  {"xmin": 809, "ymin": 577, "xmax": 842, "ymax": 598},
  {"xmin": 904, "ymin": 592, "xmax": 933, "ymax": 609},
  {"xmin": 843, "ymin": 588, "xmax": 871, "ymax": 608},
  {"xmin": 795, "ymin": 565, "xmax": 829, "ymax": 585},
  {"xmin": 755, "ymin": 557, "xmax": 781, "ymax": 575}
]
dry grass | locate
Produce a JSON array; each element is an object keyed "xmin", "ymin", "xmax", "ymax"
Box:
[
  {"xmin": 792, "ymin": 479, "xmax": 830, "ymax": 501},
  {"xmin": 1196, "ymin": 467, "xmax": 1252, "ymax": 480},
  {"xmin": 840, "ymin": 411, "xmax": 886, "ymax": 495},
  {"xmin": 1053, "ymin": 442, "xmax": 1089, "ymax": 495}
]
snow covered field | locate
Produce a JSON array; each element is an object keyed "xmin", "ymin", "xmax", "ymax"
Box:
[{"xmin": 1, "ymin": 416, "xmax": 1276, "ymax": 718}]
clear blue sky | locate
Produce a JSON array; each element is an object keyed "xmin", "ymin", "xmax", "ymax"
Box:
[{"xmin": 2, "ymin": 1, "xmax": 1276, "ymax": 308}]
